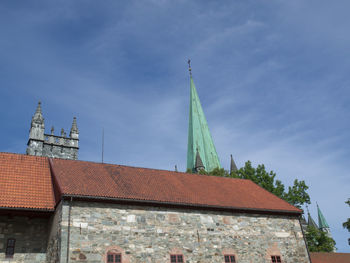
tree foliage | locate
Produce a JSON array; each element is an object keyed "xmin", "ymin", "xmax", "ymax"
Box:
[
  {"xmin": 343, "ymin": 198, "xmax": 350, "ymax": 245},
  {"xmin": 231, "ymin": 161, "xmax": 310, "ymax": 208},
  {"xmin": 305, "ymin": 226, "xmax": 336, "ymax": 252},
  {"xmin": 189, "ymin": 161, "xmax": 310, "ymax": 208}
]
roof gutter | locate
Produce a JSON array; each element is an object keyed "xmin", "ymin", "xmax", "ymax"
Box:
[
  {"xmin": 61, "ymin": 194, "xmax": 302, "ymax": 216},
  {"xmin": 0, "ymin": 206, "xmax": 54, "ymax": 218}
]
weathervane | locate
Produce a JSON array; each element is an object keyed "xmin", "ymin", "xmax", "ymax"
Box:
[{"xmin": 188, "ymin": 59, "xmax": 192, "ymax": 77}]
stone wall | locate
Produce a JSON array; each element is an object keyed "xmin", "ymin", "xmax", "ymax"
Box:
[
  {"xmin": 60, "ymin": 201, "xmax": 310, "ymax": 263},
  {"xmin": 47, "ymin": 203, "xmax": 63, "ymax": 263},
  {"xmin": 42, "ymin": 140, "xmax": 78, "ymax": 160},
  {"xmin": 0, "ymin": 215, "xmax": 49, "ymax": 263}
]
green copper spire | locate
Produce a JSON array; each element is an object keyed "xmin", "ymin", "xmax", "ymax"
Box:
[
  {"xmin": 317, "ymin": 203, "xmax": 330, "ymax": 229},
  {"xmin": 187, "ymin": 60, "xmax": 221, "ymax": 172}
]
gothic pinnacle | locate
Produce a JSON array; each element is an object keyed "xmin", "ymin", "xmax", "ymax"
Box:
[
  {"xmin": 31, "ymin": 101, "xmax": 44, "ymax": 125},
  {"xmin": 230, "ymin": 154, "xmax": 238, "ymax": 174},
  {"xmin": 70, "ymin": 117, "xmax": 79, "ymax": 134},
  {"xmin": 195, "ymin": 148, "xmax": 205, "ymax": 172}
]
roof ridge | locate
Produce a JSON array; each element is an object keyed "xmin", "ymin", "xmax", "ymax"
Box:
[
  {"xmin": 0, "ymin": 153, "xmax": 261, "ymax": 183},
  {"xmin": 0, "ymin": 151, "xmax": 48, "ymax": 160},
  {"xmin": 50, "ymin": 157, "xmax": 251, "ymax": 182},
  {"xmin": 0, "ymin": 153, "xmax": 252, "ymax": 184}
]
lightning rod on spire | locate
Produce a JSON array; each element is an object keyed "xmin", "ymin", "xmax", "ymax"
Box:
[{"xmin": 188, "ymin": 59, "xmax": 192, "ymax": 77}]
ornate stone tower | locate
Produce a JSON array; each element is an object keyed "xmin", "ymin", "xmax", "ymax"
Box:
[
  {"xmin": 27, "ymin": 101, "xmax": 45, "ymax": 156},
  {"xmin": 26, "ymin": 102, "xmax": 79, "ymax": 160}
]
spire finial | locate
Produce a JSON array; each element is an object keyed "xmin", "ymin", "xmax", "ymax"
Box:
[
  {"xmin": 188, "ymin": 59, "xmax": 192, "ymax": 77},
  {"xmin": 31, "ymin": 100, "xmax": 44, "ymax": 125},
  {"xmin": 36, "ymin": 101, "xmax": 42, "ymax": 114}
]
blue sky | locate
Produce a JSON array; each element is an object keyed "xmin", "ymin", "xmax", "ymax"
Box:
[{"xmin": 1, "ymin": 0, "xmax": 349, "ymax": 252}]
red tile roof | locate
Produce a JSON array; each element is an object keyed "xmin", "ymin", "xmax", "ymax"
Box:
[
  {"xmin": 51, "ymin": 158, "xmax": 302, "ymax": 214},
  {"xmin": 0, "ymin": 152, "xmax": 302, "ymax": 213},
  {"xmin": 0, "ymin": 152, "xmax": 55, "ymax": 211},
  {"xmin": 310, "ymin": 252, "xmax": 350, "ymax": 263}
]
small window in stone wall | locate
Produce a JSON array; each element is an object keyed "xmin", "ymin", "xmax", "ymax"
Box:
[
  {"xmin": 5, "ymin": 238, "xmax": 16, "ymax": 258},
  {"xmin": 107, "ymin": 252, "xmax": 121, "ymax": 263},
  {"xmin": 170, "ymin": 254, "xmax": 184, "ymax": 263},
  {"xmin": 224, "ymin": 255, "xmax": 236, "ymax": 262},
  {"xmin": 271, "ymin": 255, "xmax": 282, "ymax": 263}
]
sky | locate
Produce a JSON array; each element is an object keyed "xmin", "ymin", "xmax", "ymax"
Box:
[{"xmin": 0, "ymin": 0, "xmax": 349, "ymax": 252}]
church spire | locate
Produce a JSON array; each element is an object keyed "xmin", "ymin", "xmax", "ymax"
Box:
[
  {"xmin": 317, "ymin": 203, "xmax": 333, "ymax": 242},
  {"xmin": 317, "ymin": 203, "xmax": 330, "ymax": 230},
  {"xmin": 230, "ymin": 154, "xmax": 238, "ymax": 174},
  {"xmin": 195, "ymin": 148, "xmax": 205, "ymax": 172},
  {"xmin": 306, "ymin": 206, "xmax": 318, "ymax": 228},
  {"xmin": 186, "ymin": 60, "xmax": 221, "ymax": 173}
]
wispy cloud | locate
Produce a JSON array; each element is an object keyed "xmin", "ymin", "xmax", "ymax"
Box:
[{"xmin": 0, "ymin": 0, "xmax": 349, "ymax": 252}]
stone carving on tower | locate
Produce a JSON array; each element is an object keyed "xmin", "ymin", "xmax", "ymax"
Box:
[
  {"xmin": 26, "ymin": 102, "xmax": 79, "ymax": 160},
  {"xmin": 186, "ymin": 60, "xmax": 221, "ymax": 173}
]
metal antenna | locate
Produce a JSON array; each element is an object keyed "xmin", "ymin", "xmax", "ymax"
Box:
[
  {"xmin": 306, "ymin": 204, "xmax": 309, "ymax": 214},
  {"xmin": 188, "ymin": 59, "xmax": 192, "ymax": 77},
  {"xmin": 102, "ymin": 128, "xmax": 104, "ymax": 163}
]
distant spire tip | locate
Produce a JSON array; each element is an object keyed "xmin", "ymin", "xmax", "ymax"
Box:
[{"xmin": 187, "ymin": 59, "xmax": 192, "ymax": 77}]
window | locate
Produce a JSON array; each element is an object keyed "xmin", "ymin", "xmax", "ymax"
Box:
[
  {"xmin": 224, "ymin": 255, "xmax": 236, "ymax": 263},
  {"xmin": 5, "ymin": 238, "xmax": 16, "ymax": 258},
  {"xmin": 271, "ymin": 256, "xmax": 281, "ymax": 263},
  {"xmin": 170, "ymin": 254, "xmax": 183, "ymax": 263},
  {"xmin": 107, "ymin": 252, "xmax": 121, "ymax": 263}
]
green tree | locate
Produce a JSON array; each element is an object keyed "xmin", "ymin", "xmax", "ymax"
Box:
[
  {"xmin": 305, "ymin": 226, "xmax": 336, "ymax": 252},
  {"xmin": 343, "ymin": 198, "xmax": 350, "ymax": 245},
  {"xmin": 231, "ymin": 161, "xmax": 310, "ymax": 208}
]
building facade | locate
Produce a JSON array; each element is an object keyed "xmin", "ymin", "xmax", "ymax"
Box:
[
  {"xmin": 53, "ymin": 201, "xmax": 309, "ymax": 263},
  {"xmin": 0, "ymin": 152, "xmax": 311, "ymax": 263}
]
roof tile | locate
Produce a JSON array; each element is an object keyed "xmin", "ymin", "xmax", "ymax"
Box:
[
  {"xmin": 0, "ymin": 153, "xmax": 55, "ymax": 210},
  {"xmin": 51, "ymin": 158, "xmax": 301, "ymax": 213},
  {"xmin": 310, "ymin": 252, "xmax": 350, "ymax": 263}
]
